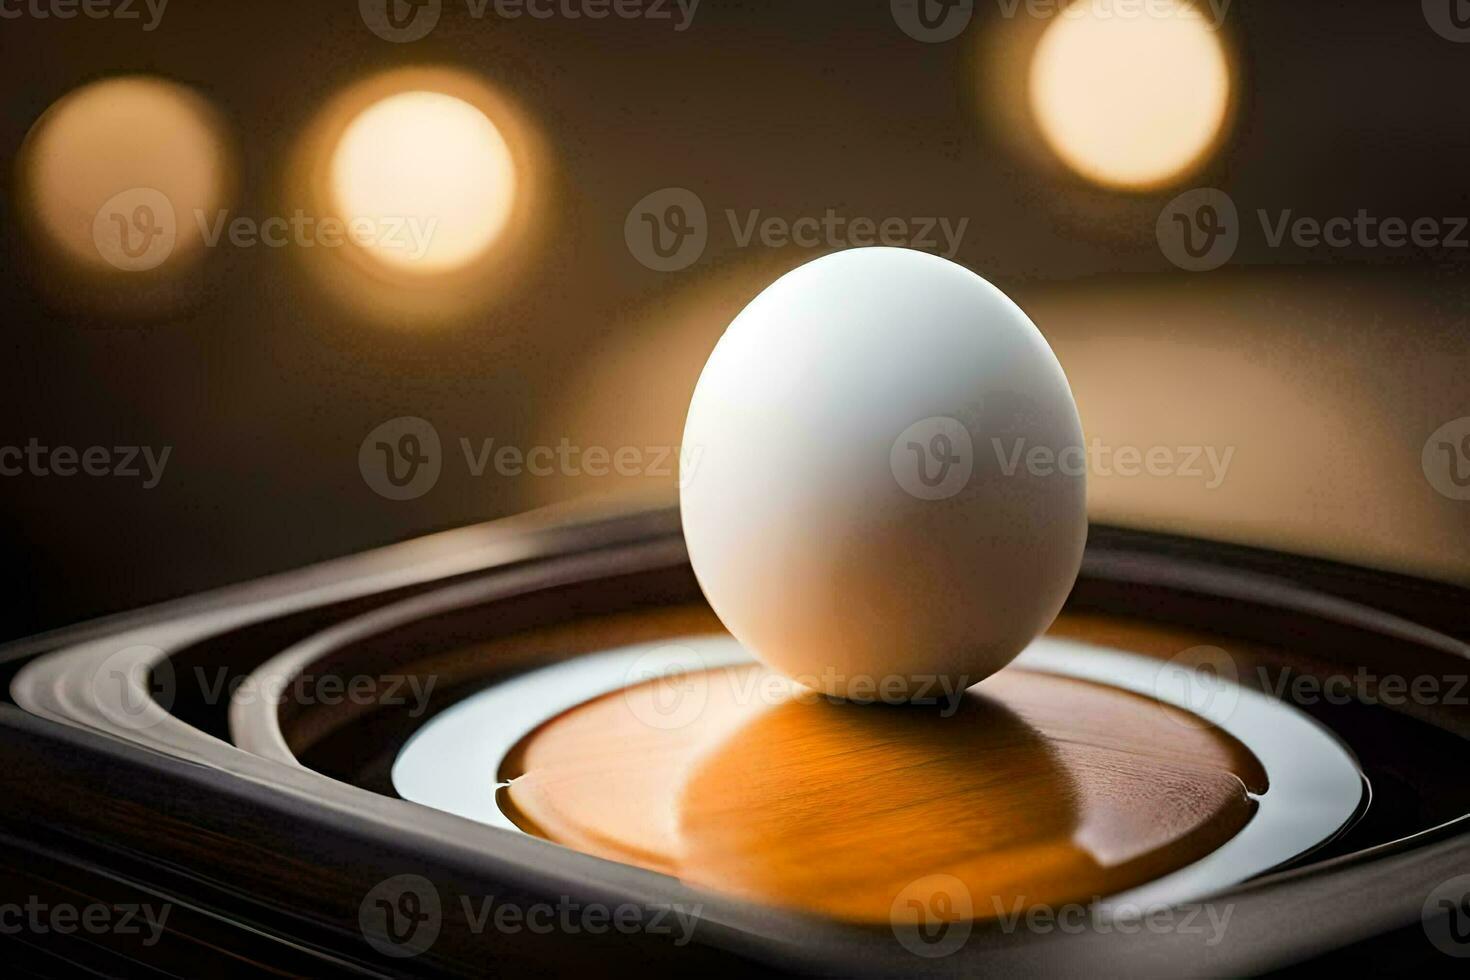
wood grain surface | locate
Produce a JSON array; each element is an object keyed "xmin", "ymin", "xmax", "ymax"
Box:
[{"xmin": 501, "ymin": 615, "xmax": 1268, "ymax": 924}]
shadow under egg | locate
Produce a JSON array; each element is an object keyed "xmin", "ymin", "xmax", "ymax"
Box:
[{"xmin": 675, "ymin": 691, "xmax": 1089, "ymax": 922}]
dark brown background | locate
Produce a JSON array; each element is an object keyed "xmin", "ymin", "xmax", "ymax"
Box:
[{"xmin": 1, "ymin": 0, "xmax": 1467, "ymax": 641}]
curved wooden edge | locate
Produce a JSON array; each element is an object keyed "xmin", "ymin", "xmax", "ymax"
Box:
[{"xmin": 221, "ymin": 517, "xmax": 1470, "ymax": 775}]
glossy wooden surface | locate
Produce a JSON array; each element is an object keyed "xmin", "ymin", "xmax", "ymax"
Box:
[{"xmin": 500, "ymin": 612, "xmax": 1269, "ymax": 924}]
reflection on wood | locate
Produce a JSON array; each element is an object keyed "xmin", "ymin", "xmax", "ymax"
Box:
[{"xmin": 502, "ymin": 627, "xmax": 1266, "ymax": 924}]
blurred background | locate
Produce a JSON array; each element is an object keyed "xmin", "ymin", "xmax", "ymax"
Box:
[{"xmin": 2, "ymin": 0, "xmax": 1467, "ymax": 642}]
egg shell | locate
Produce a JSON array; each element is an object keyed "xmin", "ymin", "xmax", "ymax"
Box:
[{"xmin": 680, "ymin": 247, "xmax": 1086, "ymax": 702}]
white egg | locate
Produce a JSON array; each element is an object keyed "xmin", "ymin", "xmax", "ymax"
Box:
[{"xmin": 679, "ymin": 247, "xmax": 1086, "ymax": 703}]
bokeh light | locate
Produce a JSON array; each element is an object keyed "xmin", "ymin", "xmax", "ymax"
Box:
[
  {"xmin": 21, "ymin": 76, "xmax": 231, "ymax": 273},
  {"xmin": 329, "ymin": 91, "xmax": 517, "ymax": 274},
  {"xmin": 290, "ymin": 66, "xmax": 548, "ymax": 325},
  {"xmin": 1028, "ymin": 0, "xmax": 1231, "ymax": 190}
]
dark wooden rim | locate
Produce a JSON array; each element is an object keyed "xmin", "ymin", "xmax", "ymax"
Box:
[{"xmin": 229, "ymin": 518, "xmax": 1470, "ymax": 770}]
